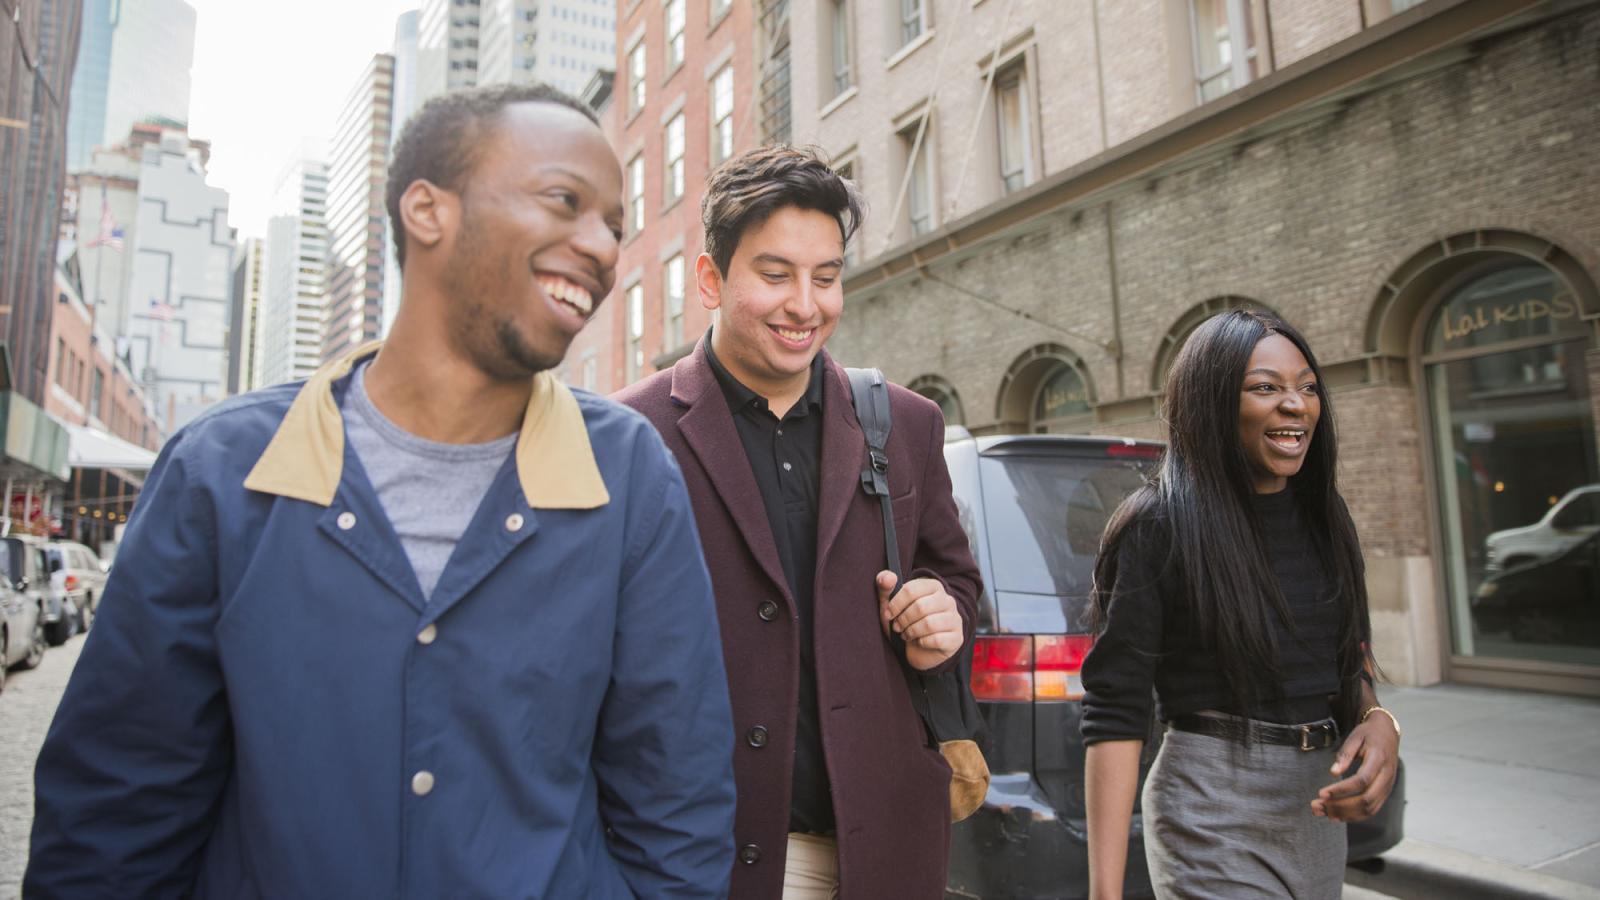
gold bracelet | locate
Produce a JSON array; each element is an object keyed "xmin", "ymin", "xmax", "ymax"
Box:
[{"xmin": 1361, "ymin": 705, "xmax": 1401, "ymax": 739}]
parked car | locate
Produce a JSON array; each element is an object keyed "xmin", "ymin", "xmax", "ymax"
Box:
[
  {"xmin": 942, "ymin": 429, "xmax": 1404, "ymax": 898},
  {"xmin": 46, "ymin": 540, "xmax": 108, "ymax": 632},
  {"xmin": 1474, "ymin": 529, "xmax": 1600, "ymax": 645},
  {"xmin": 0, "ymin": 535, "xmax": 50, "ymax": 693},
  {"xmin": 1484, "ymin": 483, "xmax": 1600, "ymax": 573},
  {"xmin": 4, "ymin": 535, "xmax": 75, "ymax": 646}
]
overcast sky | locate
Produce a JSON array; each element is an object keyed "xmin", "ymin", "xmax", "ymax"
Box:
[{"xmin": 185, "ymin": 0, "xmax": 418, "ymax": 238}]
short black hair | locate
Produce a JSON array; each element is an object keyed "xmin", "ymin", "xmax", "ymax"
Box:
[
  {"xmin": 700, "ymin": 145, "xmax": 863, "ymax": 276},
  {"xmin": 386, "ymin": 82, "xmax": 599, "ymax": 268}
]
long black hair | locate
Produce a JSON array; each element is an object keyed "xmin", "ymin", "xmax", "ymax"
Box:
[{"xmin": 1092, "ymin": 309, "xmax": 1373, "ymax": 731}]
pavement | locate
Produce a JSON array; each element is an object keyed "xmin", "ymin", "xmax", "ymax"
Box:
[
  {"xmin": 1344, "ymin": 682, "xmax": 1600, "ymax": 900},
  {"xmin": 0, "ymin": 632, "xmax": 80, "ymax": 898},
  {"xmin": 3, "ymin": 639, "xmax": 1599, "ymax": 898}
]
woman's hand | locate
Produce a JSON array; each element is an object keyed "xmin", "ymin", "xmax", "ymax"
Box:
[{"xmin": 1312, "ymin": 713, "xmax": 1399, "ymax": 822}]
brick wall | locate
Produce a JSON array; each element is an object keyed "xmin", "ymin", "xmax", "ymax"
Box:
[{"xmin": 830, "ymin": 7, "xmax": 1600, "ymax": 572}]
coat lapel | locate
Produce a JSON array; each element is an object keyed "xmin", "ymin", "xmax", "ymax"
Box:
[
  {"xmin": 815, "ymin": 356, "xmax": 867, "ymax": 570},
  {"xmin": 672, "ymin": 343, "xmax": 794, "ymax": 602}
]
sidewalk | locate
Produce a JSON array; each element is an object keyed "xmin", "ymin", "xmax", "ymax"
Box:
[{"xmin": 1346, "ymin": 681, "xmax": 1600, "ymax": 899}]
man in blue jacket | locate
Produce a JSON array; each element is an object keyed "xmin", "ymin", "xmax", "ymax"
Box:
[{"xmin": 25, "ymin": 84, "xmax": 736, "ymax": 899}]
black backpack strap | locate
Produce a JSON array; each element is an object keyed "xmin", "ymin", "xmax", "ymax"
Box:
[{"xmin": 846, "ymin": 367, "xmax": 901, "ymax": 593}]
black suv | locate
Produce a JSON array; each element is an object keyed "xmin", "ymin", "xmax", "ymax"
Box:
[{"xmin": 942, "ymin": 430, "xmax": 1403, "ymax": 899}]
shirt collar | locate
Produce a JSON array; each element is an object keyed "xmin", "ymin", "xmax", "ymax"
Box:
[
  {"xmin": 244, "ymin": 341, "xmax": 609, "ymax": 509},
  {"xmin": 703, "ymin": 326, "xmax": 825, "ymax": 418}
]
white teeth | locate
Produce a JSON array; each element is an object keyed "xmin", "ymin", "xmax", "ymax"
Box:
[
  {"xmin": 774, "ymin": 326, "xmax": 812, "ymax": 342},
  {"xmin": 536, "ymin": 275, "xmax": 593, "ymax": 316}
]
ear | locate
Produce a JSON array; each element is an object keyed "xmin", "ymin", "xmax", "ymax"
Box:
[
  {"xmin": 399, "ymin": 180, "xmax": 456, "ymax": 259},
  {"xmin": 695, "ymin": 252, "xmax": 724, "ymax": 313}
]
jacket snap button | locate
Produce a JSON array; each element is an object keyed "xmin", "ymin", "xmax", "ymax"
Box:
[
  {"xmin": 739, "ymin": 843, "xmax": 761, "ymax": 864},
  {"xmin": 411, "ymin": 770, "xmax": 435, "ymax": 796},
  {"xmin": 417, "ymin": 624, "xmax": 437, "ymax": 645},
  {"xmin": 504, "ymin": 513, "xmax": 524, "ymax": 532},
  {"xmin": 336, "ymin": 511, "xmax": 356, "ymax": 530},
  {"xmin": 746, "ymin": 725, "xmax": 768, "ymax": 748},
  {"xmin": 757, "ymin": 600, "xmax": 779, "ymax": 622}
]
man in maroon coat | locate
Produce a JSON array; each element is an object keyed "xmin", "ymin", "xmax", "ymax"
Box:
[{"xmin": 615, "ymin": 146, "xmax": 982, "ymax": 898}]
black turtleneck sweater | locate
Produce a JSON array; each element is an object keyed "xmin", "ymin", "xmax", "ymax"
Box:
[{"xmin": 1080, "ymin": 488, "xmax": 1344, "ymax": 744}]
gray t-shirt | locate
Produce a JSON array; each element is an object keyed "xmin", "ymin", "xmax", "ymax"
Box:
[{"xmin": 342, "ymin": 360, "xmax": 518, "ymax": 601}]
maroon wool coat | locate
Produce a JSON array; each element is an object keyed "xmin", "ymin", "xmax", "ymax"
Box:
[{"xmin": 614, "ymin": 340, "xmax": 982, "ymax": 899}]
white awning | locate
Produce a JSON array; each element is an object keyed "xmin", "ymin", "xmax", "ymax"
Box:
[{"xmin": 61, "ymin": 422, "xmax": 158, "ymax": 473}]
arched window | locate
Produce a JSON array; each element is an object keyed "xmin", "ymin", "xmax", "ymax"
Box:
[
  {"xmin": 1150, "ymin": 296, "xmax": 1273, "ymax": 393},
  {"xmin": 907, "ymin": 375, "xmax": 964, "ymax": 426},
  {"xmin": 1421, "ymin": 260, "xmax": 1599, "ymax": 667},
  {"xmin": 995, "ymin": 344, "xmax": 1096, "ymax": 434}
]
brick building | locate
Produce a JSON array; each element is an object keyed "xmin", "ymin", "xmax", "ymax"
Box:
[
  {"xmin": 786, "ymin": 0, "xmax": 1600, "ymax": 695},
  {"xmin": 586, "ymin": 0, "xmax": 773, "ymax": 393}
]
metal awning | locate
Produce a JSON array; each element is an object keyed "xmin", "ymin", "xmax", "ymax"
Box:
[{"xmin": 61, "ymin": 422, "xmax": 158, "ymax": 475}]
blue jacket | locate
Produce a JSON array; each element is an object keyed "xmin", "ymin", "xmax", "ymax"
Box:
[{"xmin": 26, "ymin": 344, "xmax": 737, "ymax": 899}]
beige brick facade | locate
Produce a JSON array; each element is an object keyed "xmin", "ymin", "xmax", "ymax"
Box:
[{"xmin": 808, "ymin": 2, "xmax": 1600, "ymax": 692}]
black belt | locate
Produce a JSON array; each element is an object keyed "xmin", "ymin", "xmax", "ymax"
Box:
[{"xmin": 1170, "ymin": 713, "xmax": 1339, "ymax": 751}]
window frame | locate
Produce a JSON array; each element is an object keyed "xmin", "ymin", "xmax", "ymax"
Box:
[
  {"xmin": 664, "ymin": 111, "xmax": 687, "ymax": 204},
  {"xmin": 710, "ymin": 64, "xmax": 735, "ymax": 166},
  {"xmin": 664, "ymin": 0, "xmax": 686, "ymax": 74}
]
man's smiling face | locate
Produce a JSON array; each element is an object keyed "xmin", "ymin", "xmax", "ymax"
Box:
[
  {"xmin": 441, "ymin": 101, "xmax": 624, "ymax": 379},
  {"xmin": 703, "ymin": 205, "xmax": 845, "ymax": 397}
]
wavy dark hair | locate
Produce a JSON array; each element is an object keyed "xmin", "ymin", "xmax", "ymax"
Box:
[
  {"xmin": 1092, "ymin": 309, "xmax": 1373, "ymax": 732},
  {"xmin": 701, "ymin": 145, "xmax": 863, "ymax": 276}
]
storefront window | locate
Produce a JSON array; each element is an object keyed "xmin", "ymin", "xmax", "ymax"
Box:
[{"xmin": 1425, "ymin": 263, "xmax": 1599, "ymax": 667}]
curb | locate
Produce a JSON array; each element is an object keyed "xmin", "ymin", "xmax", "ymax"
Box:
[{"xmin": 1345, "ymin": 839, "xmax": 1600, "ymax": 900}]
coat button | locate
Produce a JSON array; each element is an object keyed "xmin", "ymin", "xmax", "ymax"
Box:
[
  {"xmin": 505, "ymin": 513, "xmax": 524, "ymax": 532},
  {"xmin": 336, "ymin": 511, "xmax": 356, "ymax": 530},
  {"xmin": 417, "ymin": 624, "xmax": 437, "ymax": 645},
  {"xmin": 739, "ymin": 843, "xmax": 761, "ymax": 864},
  {"xmin": 746, "ymin": 725, "xmax": 768, "ymax": 748},
  {"xmin": 757, "ymin": 600, "xmax": 779, "ymax": 622},
  {"xmin": 411, "ymin": 770, "xmax": 435, "ymax": 796}
]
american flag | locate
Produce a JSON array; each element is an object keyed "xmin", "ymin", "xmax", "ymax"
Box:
[
  {"xmin": 148, "ymin": 298, "xmax": 176, "ymax": 321},
  {"xmin": 84, "ymin": 187, "xmax": 125, "ymax": 251}
]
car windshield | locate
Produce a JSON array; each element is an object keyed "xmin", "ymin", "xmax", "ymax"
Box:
[
  {"xmin": 978, "ymin": 453, "xmax": 1155, "ymax": 597},
  {"xmin": 0, "ymin": 540, "xmax": 17, "ymax": 584}
]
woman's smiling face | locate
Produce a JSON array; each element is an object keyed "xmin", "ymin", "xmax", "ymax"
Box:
[{"xmin": 1237, "ymin": 333, "xmax": 1321, "ymax": 494}]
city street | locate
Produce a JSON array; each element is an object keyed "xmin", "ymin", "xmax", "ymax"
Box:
[{"xmin": 0, "ymin": 633, "xmax": 81, "ymax": 896}]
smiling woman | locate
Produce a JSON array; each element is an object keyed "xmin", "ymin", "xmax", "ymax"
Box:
[{"xmin": 1080, "ymin": 310, "xmax": 1400, "ymax": 900}]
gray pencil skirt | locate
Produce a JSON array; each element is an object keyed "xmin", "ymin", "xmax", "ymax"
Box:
[{"xmin": 1141, "ymin": 723, "xmax": 1347, "ymax": 899}]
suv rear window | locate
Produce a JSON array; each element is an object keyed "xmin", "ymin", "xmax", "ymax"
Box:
[{"xmin": 978, "ymin": 454, "xmax": 1154, "ymax": 598}]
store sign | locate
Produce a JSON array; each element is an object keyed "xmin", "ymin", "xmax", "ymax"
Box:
[{"xmin": 1437, "ymin": 291, "xmax": 1584, "ymax": 348}]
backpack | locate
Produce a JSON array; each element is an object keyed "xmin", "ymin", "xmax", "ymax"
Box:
[{"xmin": 845, "ymin": 367, "xmax": 990, "ymax": 823}]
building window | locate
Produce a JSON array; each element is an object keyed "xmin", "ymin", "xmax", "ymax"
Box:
[
  {"xmin": 582, "ymin": 355, "xmax": 598, "ymax": 392},
  {"xmin": 627, "ymin": 41, "xmax": 647, "ymax": 114},
  {"xmin": 1190, "ymin": 0, "xmax": 1258, "ymax": 103},
  {"xmin": 664, "ymin": 112, "xmax": 686, "ymax": 203},
  {"xmin": 829, "ymin": 0, "xmax": 853, "ymax": 97},
  {"xmin": 835, "ymin": 157, "xmax": 858, "ymax": 265},
  {"xmin": 1422, "ymin": 262, "xmax": 1599, "ymax": 668},
  {"xmin": 899, "ymin": 119, "xmax": 934, "ymax": 237},
  {"xmin": 90, "ymin": 368, "xmax": 104, "ymax": 418},
  {"xmin": 626, "ymin": 283, "xmax": 645, "ymax": 384},
  {"xmin": 900, "ymin": 0, "xmax": 928, "ymax": 45},
  {"xmin": 628, "ymin": 155, "xmax": 645, "ymax": 235},
  {"xmin": 995, "ymin": 64, "xmax": 1032, "ymax": 194},
  {"xmin": 663, "ymin": 254, "xmax": 686, "ymax": 350},
  {"xmin": 55, "ymin": 339, "xmax": 66, "ymax": 386},
  {"xmin": 909, "ymin": 375, "xmax": 964, "ymax": 426},
  {"xmin": 711, "ymin": 65, "xmax": 735, "ymax": 165},
  {"xmin": 664, "ymin": 0, "xmax": 686, "ymax": 72},
  {"xmin": 710, "ymin": 0, "xmax": 731, "ymax": 21},
  {"xmin": 760, "ymin": 0, "xmax": 792, "ymax": 144}
]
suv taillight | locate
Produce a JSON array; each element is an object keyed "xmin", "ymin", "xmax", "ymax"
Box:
[
  {"xmin": 65, "ymin": 574, "xmax": 79, "ymax": 591},
  {"xmin": 971, "ymin": 634, "xmax": 1093, "ymax": 702}
]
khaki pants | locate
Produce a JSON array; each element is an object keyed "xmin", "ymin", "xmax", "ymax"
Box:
[{"xmin": 782, "ymin": 832, "xmax": 839, "ymax": 899}]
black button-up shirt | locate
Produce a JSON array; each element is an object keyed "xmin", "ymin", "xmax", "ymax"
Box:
[{"xmin": 705, "ymin": 334, "xmax": 833, "ymax": 835}]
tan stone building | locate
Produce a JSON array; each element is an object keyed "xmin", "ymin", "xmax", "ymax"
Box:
[{"xmin": 787, "ymin": 0, "xmax": 1600, "ymax": 695}]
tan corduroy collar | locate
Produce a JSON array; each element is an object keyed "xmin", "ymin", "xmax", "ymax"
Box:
[{"xmin": 243, "ymin": 341, "xmax": 609, "ymax": 509}]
